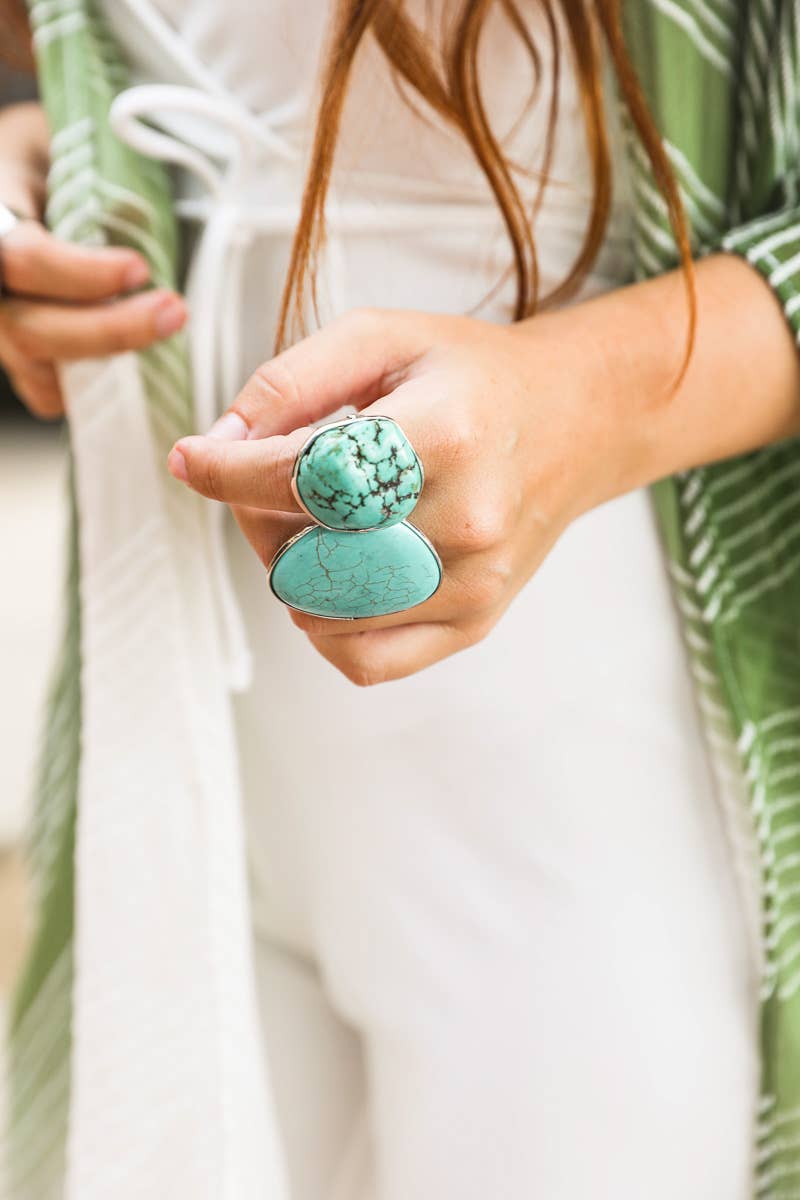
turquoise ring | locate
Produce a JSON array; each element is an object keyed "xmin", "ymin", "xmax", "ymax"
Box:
[
  {"xmin": 268, "ymin": 522, "xmax": 442, "ymax": 620},
  {"xmin": 274, "ymin": 415, "xmax": 441, "ymax": 620},
  {"xmin": 291, "ymin": 414, "xmax": 424, "ymax": 532}
]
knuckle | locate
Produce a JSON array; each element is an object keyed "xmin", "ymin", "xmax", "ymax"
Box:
[
  {"xmin": 436, "ymin": 412, "xmax": 480, "ymax": 470},
  {"xmin": 102, "ymin": 327, "xmax": 127, "ymax": 355},
  {"xmin": 452, "ymin": 500, "xmax": 510, "ymax": 555},
  {"xmin": 250, "ymin": 356, "xmax": 302, "ymax": 416},
  {"xmin": 338, "ymin": 306, "xmax": 384, "ymax": 336},
  {"xmin": 462, "ymin": 614, "xmax": 495, "ymax": 647},
  {"xmin": 9, "ymin": 322, "xmax": 41, "ymax": 359},
  {"xmin": 180, "ymin": 441, "xmax": 225, "ymax": 501},
  {"xmin": 305, "ymin": 627, "xmax": 387, "ymax": 687},
  {"xmin": 324, "ymin": 635, "xmax": 387, "ymax": 688},
  {"xmin": 435, "ymin": 425, "xmax": 466, "ymax": 469},
  {"xmin": 103, "ymin": 314, "xmax": 139, "ymax": 355},
  {"xmin": 0, "ymin": 305, "xmax": 32, "ymax": 352},
  {"xmin": 343, "ymin": 655, "xmax": 384, "ymax": 688},
  {"xmin": 197, "ymin": 450, "xmax": 225, "ymax": 502}
]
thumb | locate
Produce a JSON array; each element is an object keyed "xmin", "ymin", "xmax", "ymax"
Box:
[{"xmin": 203, "ymin": 308, "xmax": 427, "ymax": 443}]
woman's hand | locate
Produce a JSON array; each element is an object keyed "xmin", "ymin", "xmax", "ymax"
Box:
[
  {"xmin": 167, "ymin": 254, "xmax": 800, "ymax": 685},
  {"xmin": 0, "ymin": 222, "xmax": 187, "ymax": 418},
  {"xmin": 0, "ymin": 102, "xmax": 187, "ymax": 419},
  {"xmin": 167, "ymin": 307, "xmax": 618, "ymax": 684}
]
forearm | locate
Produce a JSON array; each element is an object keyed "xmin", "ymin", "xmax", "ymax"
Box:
[
  {"xmin": 0, "ymin": 102, "xmax": 50, "ymax": 218},
  {"xmin": 513, "ymin": 253, "xmax": 800, "ymax": 508}
]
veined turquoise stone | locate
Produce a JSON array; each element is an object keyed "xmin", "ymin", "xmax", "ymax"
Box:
[
  {"xmin": 294, "ymin": 416, "xmax": 423, "ymax": 530},
  {"xmin": 269, "ymin": 523, "xmax": 442, "ymax": 618}
]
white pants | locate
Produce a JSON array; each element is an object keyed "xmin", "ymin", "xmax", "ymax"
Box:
[{"xmin": 231, "ymin": 489, "xmax": 761, "ymax": 1200}]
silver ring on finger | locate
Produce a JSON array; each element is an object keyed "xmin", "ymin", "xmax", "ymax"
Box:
[
  {"xmin": 268, "ymin": 414, "xmax": 442, "ymax": 619},
  {"xmin": 0, "ymin": 203, "xmax": 29, "ymax": 297}
]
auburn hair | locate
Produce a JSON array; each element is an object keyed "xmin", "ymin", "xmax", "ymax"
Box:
[
  {"xmin": 2, "ymin": 0, "xmax": 695, "ymax": 357},
  {"xmin": 2, "ymin": 0, "xmax": 33, "ymax": 70},
  {"xmin": 277, "ymin": 0, "xmax": 694, "ymax": 354}
]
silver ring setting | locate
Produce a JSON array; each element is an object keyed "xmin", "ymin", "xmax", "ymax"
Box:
[
  {"xmin": 271, "ymin": 414, "xmax": 441, "ymax": 620},
  {"xmin": 0, "ymin": 204, "xmax": 21, "ymax": 240},
  {"xmin": 0, "ymin": 204, "xmax": 31, "ymax": 297}
]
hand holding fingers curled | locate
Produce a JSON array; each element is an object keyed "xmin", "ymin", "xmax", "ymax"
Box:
[
  {"xmin": 169, "ymin": 307, "xmax": 611, "ymax": 684},
  {"xmin": 0, "ymin": 218, "xmax": 187, "ymax": 418}
]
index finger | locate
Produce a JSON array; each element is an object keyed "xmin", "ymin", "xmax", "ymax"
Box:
[
  {"xmin": 169, "ymin": 396, "xmax": 438, "ymax": 514},
  {"xmin": 168, "ymin": 426, "xmax": 310, "ymax": 511},
  {"xmin": 1, "ymin": 221, "xmax": 150, "ymax": 301}
]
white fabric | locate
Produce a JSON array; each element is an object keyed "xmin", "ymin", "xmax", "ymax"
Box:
[
  {"xmin": 94, "ymin": 1, "xmax": 761, "ymax": 1196},
  {"xmin": 62, "ymin": 353, "xmax": 288, "ymax": 1199},
  {"xmin": 231, "ymin": 473, "xmax": 760, "ymax": 1200}
]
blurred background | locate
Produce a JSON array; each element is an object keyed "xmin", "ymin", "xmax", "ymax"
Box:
[{"xmin": 0, "ymin": 66, "xmax": 63, "ymax": 1007}]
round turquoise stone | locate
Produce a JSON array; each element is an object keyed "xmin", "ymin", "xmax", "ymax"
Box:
[
  {"xmin": 294, "ymin": 416, "xmax": 423, "ymax": 531},
  {"xmin": 269, "ymin": 523, "xmax": 441, "ymax": 618}
]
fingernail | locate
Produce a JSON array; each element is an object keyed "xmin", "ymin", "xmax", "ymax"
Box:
[
  {"xmin": 122, "ymin": 259, "xmax": 150, "ymax": 290},
  {"xmin": 154, "ymin": 297, "xmax": 187, "ymax": 337},
  {"xmin": 167, "ymin": 447, "xmax": 188, "ymax": 482},
  {"xmin": 207, "ymin": 411, "xmax": 248, "ymax": 441}
]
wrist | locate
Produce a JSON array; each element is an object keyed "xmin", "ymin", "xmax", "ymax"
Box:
[
  {"xmin": 571, "ymin": 281, "xmax": 686, "ymax": 504},
  {"xmin": 599, "ymin": 255, "xmax": 800, "ymax": 493},
  {"xmin": 508, "ymin": 303, "xmax": 655, "ymax": 520},
  {"xmin": 512, "ymin": 260, "xmax": 763, "ymax": 515},
  {"xmin": 569, "ymin": 279, "xmax": 697, "ymax": 501}
]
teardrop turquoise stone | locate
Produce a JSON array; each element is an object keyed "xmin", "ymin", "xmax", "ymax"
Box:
[
  {"xmin": 269, "ymin": 523, "xmax": 442, "ymax": 618},
  {"xmin": 294, "ymin": 416, "xmax": 423, "ymax": 530}
]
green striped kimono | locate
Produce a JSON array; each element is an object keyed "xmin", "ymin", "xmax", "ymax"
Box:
[{"xmin": 4, "ymin": 0, "xmax": 800, "ymax": 1196}]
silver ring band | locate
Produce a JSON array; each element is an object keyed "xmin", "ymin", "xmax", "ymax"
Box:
[
  {"xmin": 0, "ymin": 203, "xmax": 26, "ymax": 297},
  {"xmin": 0, "ymin": 203, "xmax": 22, "ymax": 240}
]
